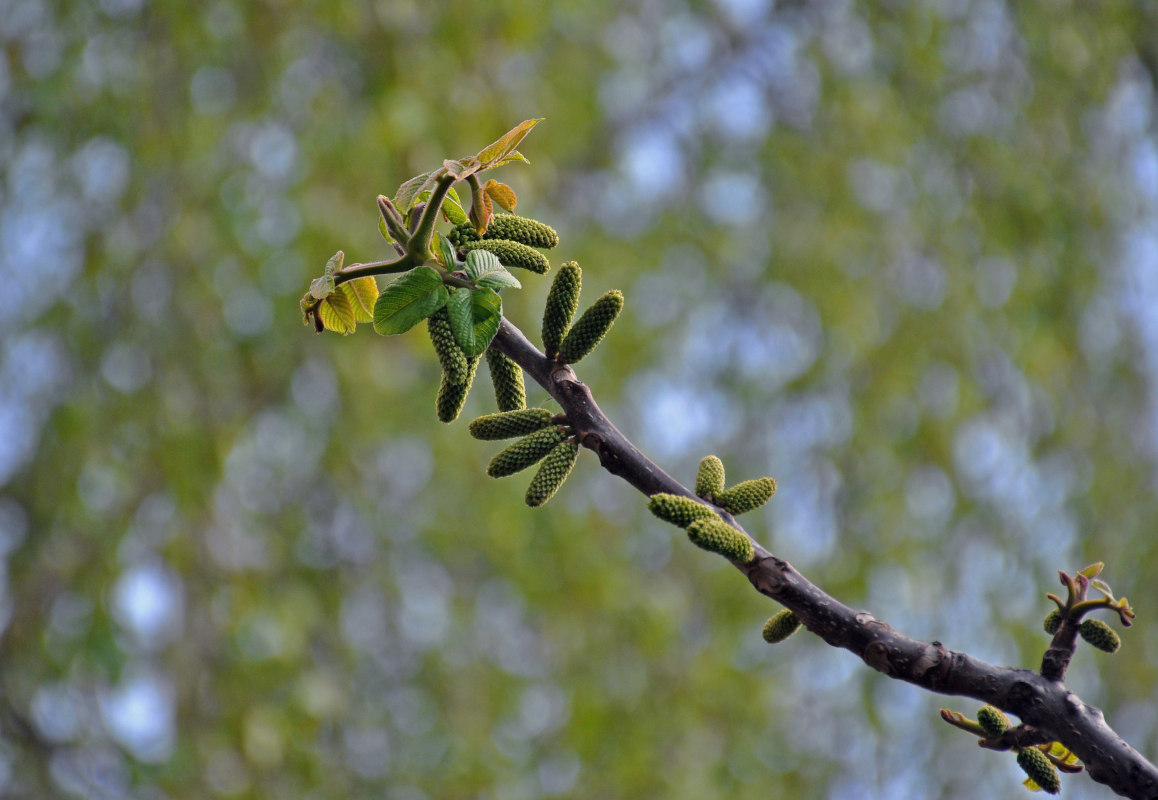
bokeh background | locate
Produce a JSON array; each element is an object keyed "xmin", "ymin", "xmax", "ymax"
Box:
[{"xmin": 3, "ymin": 0, "xmax": 1158, "ymax": 797}]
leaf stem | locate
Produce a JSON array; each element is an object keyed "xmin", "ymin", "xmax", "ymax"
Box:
[
  {"xmin": 408, "ymin": 172, "xmax": 456, "ymax": 262},
  {"xmin": 334, "ymin": 255, "xmax": 416, "ymax": 284}
]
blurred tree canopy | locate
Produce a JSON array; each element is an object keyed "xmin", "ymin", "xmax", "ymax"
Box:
[{"xmin": 2, "ymin": 0, "xmax": 1158, "ymax": 797}]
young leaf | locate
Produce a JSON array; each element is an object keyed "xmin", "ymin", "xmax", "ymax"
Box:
[
  {"xmin": 466, "ymin": 249, "xmax": 521, "ymax": 290},
  {"xmin": 340, "ymin": 277, "xmax": 378, "ymax": 323},
  {"xmin": 1078, "ymin": 562, "xmax": 1104, "ymax": 578},
  {"xmin": 324, "ymin": 250, "xmax": 344, "ymax": 277},
  {"xmin": 309, "ymin": 273, "xmax": 336, "ymax": 300},
  {"xmin": 477, "ymin": 118, "xmax": 543, "ymax": 168},
  {"xmin": 394, "ymin": 170, "xmax": 438, "ymax": 212},
  {"xmin": 437, "ymin": 233, "xmax": 458, "ymax": 270},
  {"xmin": 442, "ymin": 187, "xmax": 469, "ymax": 225},
  {"xmin": 373, "ymin": 267, "xmax": 449, "ymax": 335},
  {"xmin": 378, "ymin": 216, "xmax": 394, "ymax": 244},
  {"xmin": 485, "ymin": 179, "xmax": 518, "ymax": 212},
  {"xmin": 318, "ymin": 289, "xmax": 357, "ymax": 335},
  {"xmin": 447, "ymin": 287, "xmax": 502, "ymax": 357}
]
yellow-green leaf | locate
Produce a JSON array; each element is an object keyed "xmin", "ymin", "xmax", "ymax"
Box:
[
  {"xmin": 340, "ymin": 277, "xmax": 378, "ymax": 323},
  {"xmin": 319, "ymin": 290, "xmax": 357, "ymax": 335},
  {"xmin": 477, "ymin": 119, "xmax": 542, "ymax": 168}
]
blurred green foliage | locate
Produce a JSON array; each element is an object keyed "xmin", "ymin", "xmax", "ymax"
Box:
[{"xmin": 2, "ymin": 0, "xmax": 1158, "ymax": 798}]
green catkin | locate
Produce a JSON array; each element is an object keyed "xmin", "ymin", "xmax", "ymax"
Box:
[
  {"xmin": 1017, "ymin": 748, "xmax": 1061, "ymax": 795},
  {"xmin": 428, "ymin": 307, "xmax": 469, "ymax": 385},
  {"xmin": 647, "ymin": 493, "xmax": 720, "ymax": 529},
  {"xmin": 436, "ymin": 356, "xmax": 479, "ymax": 423},
  {"xmin": 450, "ymin": 214, "xmax": 559, "ymax": 249},
  {"xmin": 686, "ymin": 517, "xmax": 755, "ymax": 563},
  {"xmin": 715, "ymin": 477, "xmax": 777, "ymax": 515},
  {"xmin": 695, "ymin": 455, "xmax": 726, "ymax": 499},
  {"xmin": 486, "ymin": 214, "xmax": 559, "ymax": 249},
  {"xmin": 556, "ymin": 290, "xmax": 624, "ymax": 364},
  {"xmin": 469, "ymin": 408, "xmax": 555, "ymax": 440},
  {"xmin": 977, "ymin": 706, "xmax": 1010, "ymax": 739},
  {"xmin": 542, "ymin": 261, "xmax": 582, "ymax": 357},
  {"xmin": 461, "ymin": 240, "xmax": 550, "ymax": 274},
  {"xmin": 487, "ymin": 427, "xmax": 566, "ymax": 478},
  {"xmin": 1043, "ymin": 608, "xmax": 1063, "ymax": 635},
  {"xmin": 525, "ymin": 441, "xmax": 579, "ymax": 507},
  {"xmin": 762, "ymin": 610, "xmax": 801, "ymax": 643},
  {"xmin": 1079, "ymin": 619, "xmax": 1121, "ymax": 653},
  {"xmin": 486, "ymin": 349, "xmax": 526, "ymax": 411}
]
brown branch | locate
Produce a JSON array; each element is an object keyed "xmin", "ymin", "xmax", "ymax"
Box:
[{"xmin": 489, "ymin": 317, "xmax": 1158, "ymax": 800}]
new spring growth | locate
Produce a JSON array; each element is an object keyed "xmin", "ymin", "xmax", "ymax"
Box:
[
  {"xmin": 1043, "ymin": 608, "xmax": 1063, "ymax": 635},
  {"xmin": 1078, "ymin": 619, "xmax": 1121, "ymax": 653},
  {"xmin": 648, "ymin": 493, "xmax": 720, "ymax": 528},
  {"xmin": 762, "ymin": 610, "xmax": 801, "ymax": 644},
  {"xmin": 716, "ymin": 477, "xmax": 777, "ymax": 515},
  {"xmin": 486, "ymin": 349, "xmax": 526, "ymax": 411},
  {"xmin": 686, "ymin": 517, "xmax": 755, "ymax": 563},
  {"xmin": 487, "ymin": 426, "xmax": 567, "ymax": 477},
  {"xmin": 469, "ymin": 408, "xmax": 555, "ymax": 440},
  {"xmin": 450, "ymin": 214, "xmax": 559, "ymax": 250},
  {"xmin": 695, "ymin": 455, "xmax": 725, "ymax": 500},
  {"xmin": 976, "ymin": 706, "xmax": 1010, "ymax": 739},
  {"xmin": 461, "ymin": 239, "xmax": 550, "ymax": 274},
  {"xmin": 556, "ymin": 290, "xmax": 624, "ymax": 364},
  {"xmin": 1018, "ymin": 748, "xmax": 1062, "ymax": 795},
  {"xmin": 542, "ymin": 261, "xmax": 582, "ymax": 358},
  {"xmin": 437, "ymin": 356, "xmax": 479, "ymax": 423},
  {"xmin": 525, "ymin": 441, "xmax": 579, "ymax": 508},
  {"xmin": 429, "ymin": 307, "xmax": 470, "ymax": 385}
]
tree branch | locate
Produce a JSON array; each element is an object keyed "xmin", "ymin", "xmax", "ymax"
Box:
[{"xmin": 489, "ymin": 317, "xmax": 1158, "ymax": 800}]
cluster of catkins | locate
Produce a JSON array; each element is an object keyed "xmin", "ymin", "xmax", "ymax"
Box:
[
  {"xmin": 427, "ymin": 213, "xmax": 561, "ymax": 422},
  {"xmin": 449, "ymin": 213, "xmax": 558, "ymax": 274},
  {"xmin": 647, "ymin": 456, "xmax": 776, "ymax": 565},
  {"xmin": 468, "ymin": 259, "xmax": 625, "ymax": 507}
]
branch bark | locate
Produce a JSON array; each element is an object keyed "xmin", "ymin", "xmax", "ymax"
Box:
[{"xmin": 489, "ymin": 317, "xmax": 1158, "ymax": 800}]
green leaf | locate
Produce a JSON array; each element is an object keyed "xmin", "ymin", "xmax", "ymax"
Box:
[
  {"xmin": 446, "ymin": 287, "xmax": 502, "ymax": 357},
  {"xmin": 372, "ymin": 267, "xmax": 449, "ymax": 335},
  {"xmin": 477, "ymin": 119, "xmax": 542, "ymax": 168},
  {"xmin": 465, "ymin": 249, "xmax": 521, "ymax": 289},
  {"xmin": 437, "ymin": 233, "xmax": 458, "ymax": 270},
  {"xmin": 324, "ymin": 250, "xmax": 344, "ymax": 277},
  {"xmin": 1078, "ymin": 562, "xmax": 1104, "ymax": 578},
  {"xmin": 476, "ymin": 267, "xmax": 521, "ymax": 291},
  {"xmin": 378, "ymin": 216, "xmax": 394, "ymax": 243},
  {"xmin": 309, "ymin": 274, "xmax": 335, "ymax": 300},
  {"xmin": 394, "ymin": 171, "xmax": 436, "ymax": 211},
  {"xmin": 442, "ymin": 187, "xmax": 469, "ymax": 225}
]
